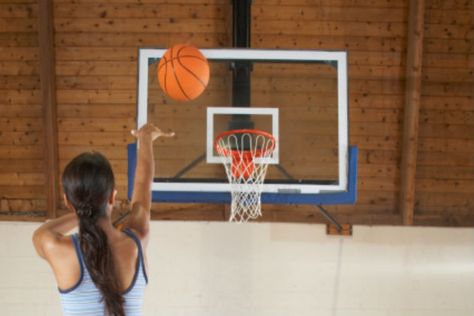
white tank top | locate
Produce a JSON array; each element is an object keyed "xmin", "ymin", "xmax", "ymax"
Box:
[{"xmin": 59, "ymin": 229, "xmax": 148, "ymax": 315}]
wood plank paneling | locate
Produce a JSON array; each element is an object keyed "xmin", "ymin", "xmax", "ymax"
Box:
[
  {"xmin": 253, "ymin": 6, "xmax": 406, "ymax": 22},
  {"xmin": 51, "ymin": 0, "xmax": 231, "ymax": 221},
  {"xmin": 56, "ymin": 89, "xmax": 135, "ymax": 104},
  {"xmin": 54, "ymin": 18, "xmax": 227, "ymax": 33},
  {"xmin": 0, "ymin": 1, "xmax": 44, "ymax": 217},
  {"xmin": 0, "ymin": 4, "xmax": 37, "ymax": 18},
  {"xmin": 55, "ymin": 32, "xmax": 228, "ymax": 47},
  {"xmin": 0, "ymin": 33, "xmax": 37, "ymax": 46},
  {"xmin": 0, "ymin": 104, "xmax": 42, "ymax": 116},
  {"xmin": 253, "ymin": 35, "xmax": 405, "ymax": 52},
  {"xmin": 255, "ymin": 0, "xmax": 407, "ymax": 7},
  {"xmin": 54, "ymin": 3, "xmax": 226, "ymax": 19},
  {"xmin": 1, "ymin": 0, "xmax": 472, "ymax": 226},
  {"xmin": 0, "ymin": 173, "xmax": 44, "ymax": 185},
  {"xmin": 0, "ymin": 18, "xmax": 37, "ymax": 32},
  {"xmin": 0, "ymin": 61, "xmax": 39, "ymax": 75},
  {"xmin": 425, "ymin": 38, "xmax": 473, "ymax": 53},
  {"xmin": 250, "ymin": 0, "xmax": 409, "ymax": 224},
  {"xmin": 0, "ymin": 131, "xmax": 42, "ymax": 145},
  {"xmin": 415, "ymin": 0, "xmax": 473, "ymax": 220},
  {"xmin": 0, "ymin": 159, "xmax": 44, "ymax": 172},
  {"xmin": 52, "ymin": 0, "xmax": 228, "ymax": 3},
  {"xmin": 0, "ymin": 199, "xmax": 46, "ymax": 212}
]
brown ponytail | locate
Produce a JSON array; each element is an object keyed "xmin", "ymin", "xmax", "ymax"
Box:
[{"xmin": 62, "ymin": 152, "xmax": 124, "ymax": 316}]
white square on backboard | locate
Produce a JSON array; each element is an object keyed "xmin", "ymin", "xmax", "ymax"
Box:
[{"xmin": 206, "ymin": 107, "xmax": 279, "ymax": 164}]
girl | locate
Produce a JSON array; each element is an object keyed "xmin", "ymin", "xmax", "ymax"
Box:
[{"xmin": 33, "ymin": 123, "xmax": 174, "ymax": 315}]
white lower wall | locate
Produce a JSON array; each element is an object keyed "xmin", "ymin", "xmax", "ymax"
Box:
[{"xmin": 0, "ymin": 221, "xmax": 473, "ymax": 316}]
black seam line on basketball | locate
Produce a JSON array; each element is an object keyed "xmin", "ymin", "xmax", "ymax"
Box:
[
  {"xmin": 157, "ymin": 55, "xmax": 207, "ymax": 72},
  {"xmin": 176, "ymin": 45, "xmax": 207, "ymax": 63},
  {"xmin": 171, "ymin": 46, "xmax": 191, "ymax": 100},
  {"xmin": 177, "ymin": 55, "xmax": 207, "ymax": 88}
]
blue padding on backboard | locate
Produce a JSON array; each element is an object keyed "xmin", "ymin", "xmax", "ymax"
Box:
[
  {"xmin": 127, "ymin": 143, "xmax": 358, "ymax": 205},
  {"xmin": 127, "ymin": 143, "xmax": 137, "ymax": 201},
  {"xmin": 262, "ymin": 146, "xmax": 358, "ymax": 205}
]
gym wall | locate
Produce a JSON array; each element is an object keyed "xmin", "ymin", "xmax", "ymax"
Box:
[
  {"xmin": 1, "ymin": 221, "xmax": 474, "ymax": 316},
  {"xmin": 0, "ymin": 0, "xmax": 473, "ymax": 226}
]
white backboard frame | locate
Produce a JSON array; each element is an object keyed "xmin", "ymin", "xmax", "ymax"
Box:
[{"xmin": 137, "ymin": 48, "xmax": 349, "ymax": 194}]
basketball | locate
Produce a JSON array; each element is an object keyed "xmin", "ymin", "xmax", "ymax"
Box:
[{"xmin": 157, "ymin": 44, "xmax": 210, "ymax": 102}]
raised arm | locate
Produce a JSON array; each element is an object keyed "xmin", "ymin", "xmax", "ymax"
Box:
[
  {"xmin": 32, "ymin": 212, "xmax": 78, "ymax": 259},
  {"xmin": 125, "ymin": 123, "xmax": 174, "ymax": 243}
]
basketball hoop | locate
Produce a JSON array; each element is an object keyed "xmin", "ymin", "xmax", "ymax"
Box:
[{"xmin": 214, "ymin": 129, "xmax": 276, "ymax": 222}]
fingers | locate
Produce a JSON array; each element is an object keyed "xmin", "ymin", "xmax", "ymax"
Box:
[
  {"xmin": 130, "ymin": 126, "xmax": 175, "ymax": 139},
  {"xmin": 160, "ymin": 131, "xmax": 175, "ymax": 138},
  {"xmin": 153, "ymin": 123, "xmax": 175, "ymax": 138}
]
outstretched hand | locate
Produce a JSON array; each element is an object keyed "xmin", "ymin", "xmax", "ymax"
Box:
[{"xmin": 131, "ymin": 123, "xmax": 175, "ymax": 142}]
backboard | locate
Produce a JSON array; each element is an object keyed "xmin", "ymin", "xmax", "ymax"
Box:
[{"xmin": 130, "ymin": 48, "xmax": 357, "ymax": 205}]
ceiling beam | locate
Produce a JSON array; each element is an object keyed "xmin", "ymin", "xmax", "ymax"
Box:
[
  {"xmin": 399, "ymin": 0, "xmax": 426, "ymax": 225},
  {"xmin": 38, "ymin": 0, "xmax": 59, "ymax": 219}
]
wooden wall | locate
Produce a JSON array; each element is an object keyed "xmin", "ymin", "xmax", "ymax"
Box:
[
  {"xmin": 416, "ymin": 0, "xmax": 474, "ymax": 225},
  {"xmin": 252, "ymin": 0, "xmax": 407, "ymax": 224},
  {"xmin": 0, "ymin": 0, "xmax": 472, "ymax": 226},
  {"xmin": 52, "ymin": 0, "xmax": 230, "ymax": 221},
  {"xmin": 0, "ymin": 1, "xmax": 45, "ymax": 219}
]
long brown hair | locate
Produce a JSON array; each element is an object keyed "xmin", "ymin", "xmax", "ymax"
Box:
[{"xmin": 62, "ymin": 152, "xmax": 124, "ymax": 316}]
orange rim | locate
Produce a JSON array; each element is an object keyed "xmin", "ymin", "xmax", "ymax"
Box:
[{"xmin": 214, "ymin": 129, "xmax": 276, "ymax": 158}]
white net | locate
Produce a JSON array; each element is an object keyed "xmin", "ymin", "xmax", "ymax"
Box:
[{"xmin": 215, "ymin": 130, "xmax": 275, "ymax": 222}]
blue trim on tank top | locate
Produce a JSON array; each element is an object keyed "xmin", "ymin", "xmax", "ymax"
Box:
[
  {"xmin": 123, "ymin": 228, "xmax": 149, "ymax": 284},
  {"xmin": 58, "ymin": 234, "xmax": 84, "ymax": 294}
]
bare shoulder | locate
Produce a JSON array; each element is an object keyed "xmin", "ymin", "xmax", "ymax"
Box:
[
  {"xmin": 34, "ymin": 232, "xmax": 79, "ymax": 286},
  {"xmin": 33, "ymin": 229, "xmax": 75, "ymax": 261},
  {"xmin": 44, "ymin": 234, "xmax": 76, "ymax": 263},
  {"xmin": 43, "ymin": 234, "xmax": 82, "ymax": 291}
]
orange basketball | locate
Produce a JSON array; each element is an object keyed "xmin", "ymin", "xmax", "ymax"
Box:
[{"xmin": 157, "ymin": 44, "xmax": 210, "ymax": 102}]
